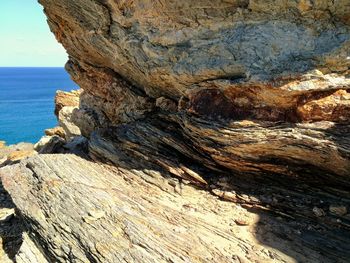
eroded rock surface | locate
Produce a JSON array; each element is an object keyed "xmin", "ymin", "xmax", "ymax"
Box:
[
  {"xmin": 0, "ymin": 143, "xmax": 36, "ymax": 167},
  {"xmin": 54, "ymin": 89, "xmax": 81, "ymax": 116},
  {"xmin": 0, "ymin": 0, "xmax": 349, "ymax": 262},
  {"xmin": 1, "ymin": 154, "xmax": 350, "ymax": 263},
  {"xmin": 37, "ymin": 0, "xmax": 350, "ymax": 177}
]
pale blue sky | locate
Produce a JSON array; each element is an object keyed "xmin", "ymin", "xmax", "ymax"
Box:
[{"xmin": 0, "ymin": 1, "xmax": 68, "ymax": 67}]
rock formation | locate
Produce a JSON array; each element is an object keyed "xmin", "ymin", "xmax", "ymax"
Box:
[
  {"xmin": 37, "ymin": 0, "xmax": 350, "ymax": 179},
  {"xmin": 0, "ymin": 143, "xmax": 36, "ymax": 168},
  {"xmin": 54, "ymin": 89, "xmax": 81, "ymax": 116},
  {"xmin": 0, "ymin": 0, "xmax": 349, "ymax": 262}
]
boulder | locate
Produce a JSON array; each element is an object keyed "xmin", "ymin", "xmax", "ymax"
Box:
[
  {"xmin": 44, "ymin": 126, "xmax": 66, "ymax": 138},
  {"xmin": 58, "ymin": 106, "xmax": 81, "ymax": 139},
  {"xmin": 54, "ymin": 89, "xmax": 81, "ymax": 116},
  {"xmin": 34, "ymin": 136, "xmax": 65, "ymax": 154},
  {"xmin": 37, "ymin": 0, "xmax": 350, "ymax": 178}
]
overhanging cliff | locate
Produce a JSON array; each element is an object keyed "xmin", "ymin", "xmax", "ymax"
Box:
[
  {"xmin": 39, "ymin": 0, "xmax": 350, "ymax": 179},
  {"xmin": 0, "ymin": 1, "xmax": 349, "ymax": 262}
]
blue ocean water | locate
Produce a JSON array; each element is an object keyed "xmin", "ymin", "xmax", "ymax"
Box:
[{"xmin": 0, "ymin": 67, "xmax": 78, "ymax": 145}]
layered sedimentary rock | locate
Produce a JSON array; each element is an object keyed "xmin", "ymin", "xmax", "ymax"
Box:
[
  {"xmin": 37, "ymin": 0, "xmax": 350, "ymax": 178},
  {"xmin": 0, "ymin": 0, "xmax": 349, "ymax": 262},
  {"xmin": 54, "ymin": 89, "xmax": 81, "ymax": 116},
  {"xmin": 2, "ymin": 154, "xmax": 350, "ymax": 262}
]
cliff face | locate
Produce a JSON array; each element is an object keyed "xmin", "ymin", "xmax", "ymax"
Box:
[
  {"xmin": 37, "ymin": 0, "xmax": 350, "ymax": 179},
  {"xmin": 0, "ymin": 1, "xmax": 350, "ymax": 262}
]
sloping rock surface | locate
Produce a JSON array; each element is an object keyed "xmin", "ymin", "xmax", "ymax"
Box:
[
  {"xmin": 0, "ymin": 0, "xmax": 349, "ymax": 262},
  {"xmin": 1, "ymin": 154, "xmax": 350, "ymax": 262}
]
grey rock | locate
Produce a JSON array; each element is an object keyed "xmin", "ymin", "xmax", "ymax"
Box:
[
  {"xmin": 1, "ymin": 154, "xmax": 350, "ymax": 262},
  {"xmin": 58, "ymin": 106, "xmax": 81, "ymax": 139},
  {"xmin": 34, "ymin": 135, "xmax": 65, "ymax": 154},
  {"xmin": 15, "ymin": 234, "xmax": 48, "ymax": 263}
]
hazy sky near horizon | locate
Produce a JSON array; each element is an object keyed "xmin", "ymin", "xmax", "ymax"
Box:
[{"xmin": 0, "ymin": 1, "xmax": 68, "ymax": 67}]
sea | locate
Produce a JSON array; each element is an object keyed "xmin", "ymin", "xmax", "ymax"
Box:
[{"xmin": 0, "ymin": 67, "xmax": 78, "ymax": 145}]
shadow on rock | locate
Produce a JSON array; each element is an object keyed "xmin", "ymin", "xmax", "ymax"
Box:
[
  {"xmin": 88, "ymin": 115, "xmax": 350, "ymax": 262},
  {"xmin": 0, "ymin": 180, "xmax": 24, "ymax": 261}
]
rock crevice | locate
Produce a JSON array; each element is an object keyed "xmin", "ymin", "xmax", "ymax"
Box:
[{"xmin": 0, "ymin": 0, "xmax": 349, "ymax": 262}]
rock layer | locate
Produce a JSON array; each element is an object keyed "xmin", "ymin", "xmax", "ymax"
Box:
[
  {"xmin": 2, "ymin": 154, "xmax": 350, "ymax": 262},
  {"xmin": 0, "ymin": 0, "xmax": 349, "ymax": 262},
  {"xmin": 37, "ymin": 0, "xmax": 350, "ymax": 178},
  {"xmin": 0, "ymin": 143, "xmax": 36, "ymax": 167}
]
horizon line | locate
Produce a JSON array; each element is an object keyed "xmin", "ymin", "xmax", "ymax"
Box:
[{"xmin": 0, "ymin": 66, "xmax": 66, "ymax": 68}]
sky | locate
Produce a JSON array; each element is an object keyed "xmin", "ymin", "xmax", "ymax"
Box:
[{"xmin": 0, "ymin": 1, "xmax": 68, "ymax": 67}]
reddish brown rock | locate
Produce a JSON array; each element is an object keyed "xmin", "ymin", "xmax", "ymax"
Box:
[{"xmin": 297, "ymin": 89, "xmax": 350, "ymax": 122}]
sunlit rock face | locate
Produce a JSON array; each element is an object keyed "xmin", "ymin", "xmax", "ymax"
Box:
[
  {"xmin": 37, "ymin": 0, "xmax": 350, "ymax": 178},
  {"xmin": 40, "ymin": 0, "xmax": 350, "ymax": 98},
  {"xmin": 0, "ymin": 1, "xmax": 348, "ymax": 262}
]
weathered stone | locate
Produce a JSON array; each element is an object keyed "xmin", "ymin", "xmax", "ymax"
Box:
[
  {"xmin": 1, "ymin": 1, "xmax": 348, "ymax": 262},
  {"xmin": 0, "ymin": 180, "xmax": 24, "ymax": 262},
  {"xmin": 44, "ymin": 126, "xmax": 66, "ymax": 138},
  {"xmin": 54, "ymin": 89, "xmax": 81, "ymax": 116},
  {"xmin": 1, "ymin": 154, "xmax": 350, "ymax": 262},
  {"xmin": 0, "ymin": 143, "xmax": 34, "ymax": 158},
  {"xmin": 88, "ymin": 114, "xmax": 350, "ymax": 184},
  {"xmin": 6, "ymin": 151, "xmax": 36, "ymax": 164},
  {"xmin": 34, "ymin": 136, "xmax": 65, "ymax": 154},
  {"xmin": 70, "ymin": 107, "xmax": 107, "ymax": 138},
  {"xmin": 313, "ymin": 207, "xmax": 326, "ymax": 217},
  {"xmin": 62, "ymin": 136, "xmax": 88, "ymax": 157},
  {"xmin": 39, "ymin": 0, "xmax": 350, "ymax": 102},
  {"xmin": 156, "ymin": 97, "xmax": 178, "ymax": 112},
  {"xmin": 329, "ymin": 205, "xmax": 348, "ymax": 216},
  {"xmin": 15, "ymin": 234, "xmax": 48, "ymax": 263},
  {"xmin": 297, "ymin": 89, "xmax": 350, "ymax": 122},
  {"xmin": 36, "ymin": 0, "xmax": 350, "ymax": 178},
  {"xmin": 69, "ymin": 65, "xmax": 155, "ymax": 126},
  {"xmin": 0, "ymin": 143, "xmax": 35, "ymax": 167},
  {"xmin": 58, "ymin": 106, "xmax": 81, "ymax": 139}
]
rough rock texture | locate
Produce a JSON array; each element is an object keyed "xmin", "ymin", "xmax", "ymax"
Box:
[
  {"xmin": 34, "ymin": 136, "xmax": 66, "ymax": 154},
  {"xmin": 41, "ymin": 0, "xmax": 350, "ymax": 99},
  {"xmin": 0, "ymin": 0, "xmax": 349, "ymax": 262},
  {"xmin": 0, "ymin": 179, "xmax": 24, "ymax": 263},
  {"xmin": 44, "ymin": 127, "xmax": 65, "ymax": 138},
  {"xmin": 0, "ymin": 143, "xmax": 36, "ymax": 167},
  {"xmin": 2, "ymin": 154, "xmax": 350, "ymax": 262},
  {"xmin": 54, "ymin": 89, "xmax": 81, "ymax": 116},
  {"xmin": 38, "ymin": 0, "xmax": 350, "ymax": 177},
  {"xmin": 58, "ymin": 106, "xmax": 82, "ymax": 139}
]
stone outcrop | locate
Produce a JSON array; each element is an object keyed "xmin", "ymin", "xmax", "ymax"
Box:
[
  {"xmin": 44, "ymin": 127, "xmax": 65, "ymax": 138},
  {"xmin": 2, "ymin": 154, "xmax": 350, "ymax": 262},
  {"xmin": 53, "ymin": 90, "xmax": 83, "ymax": 140},
  {"xmin": 34, "ymin": 136, "xmax": 65, "ymax": 154},
  {"xmin": 54, "ymin": 89, "xmax": 81, "ymax": 116},
  {"xmin": 0, "ymin": 143, "xmax": 36, "ymax": 167},
  {"xmin": 58, "ymin": 106, "xmax": 82, "ymax": 139},
  {"xmin": 37, "ymin": 0, "xmax": 350, "ymax": 178},
  {"xmin": 0, "ymin": 0, "xmax": 349, "ymax": 262}
]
